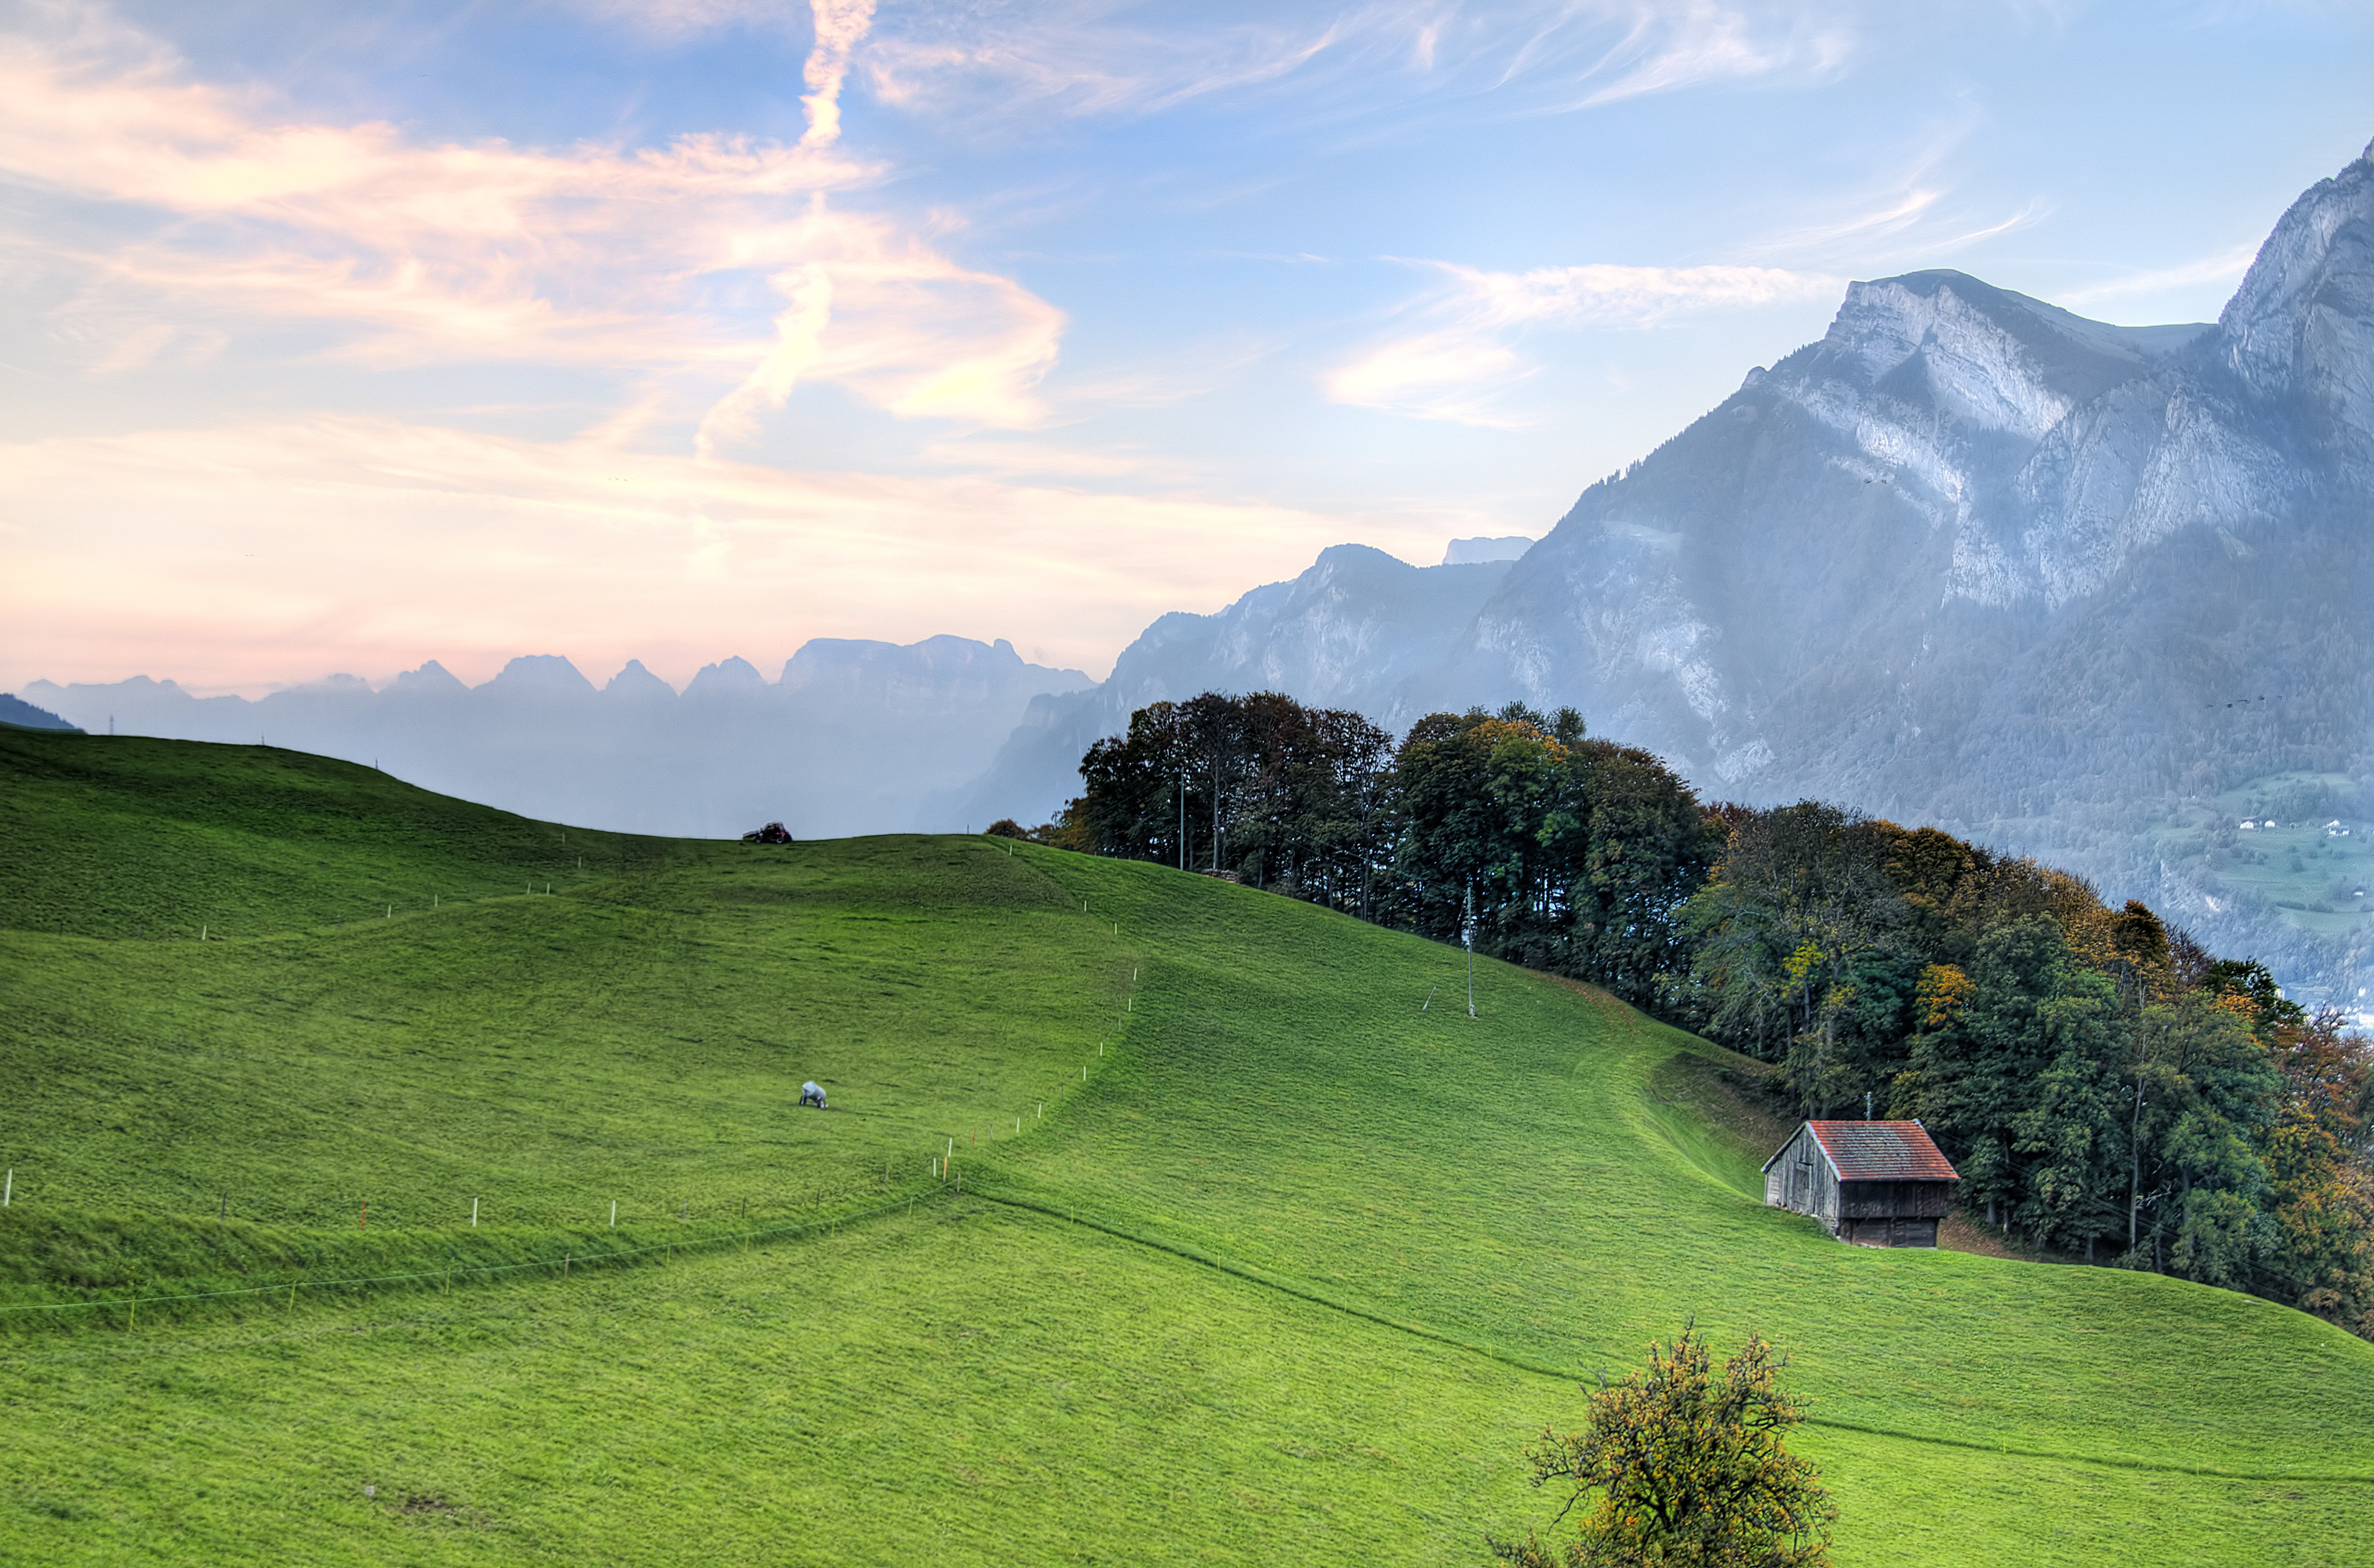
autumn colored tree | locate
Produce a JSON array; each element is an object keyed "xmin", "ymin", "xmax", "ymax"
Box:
[
  {"xmin": 2261, "ymin": 1009, "xmax": 2374, "ymax": 1333},
  {"xmin": 1490, "ymin": 1325, "xmax": 1833, "ymax": 1568}
]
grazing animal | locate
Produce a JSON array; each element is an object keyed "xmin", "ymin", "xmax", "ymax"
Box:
[{"xmin": 799, "ymin": 1081, "xmax": 828, "ymax": 1110}]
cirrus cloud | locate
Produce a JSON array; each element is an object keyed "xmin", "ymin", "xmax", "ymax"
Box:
[
  {"xmin": 1326, "ymin": 259, "xmax": 1836, "ymax": 423},
  {"xmin": 860, "ymin": 0, "xmax": 1857, "ymax": 133}
]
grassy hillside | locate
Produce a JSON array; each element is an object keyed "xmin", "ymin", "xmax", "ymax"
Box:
[
  {"xmin": 0, "ymin": 728, "xmax": 691, "ymax": 940},
  {"xmin": 1, "ymin": 729, "xmax": 2368, "ymax": 1565}
]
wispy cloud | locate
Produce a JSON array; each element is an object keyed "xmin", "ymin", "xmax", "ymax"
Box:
[
  {"xmin": 1549, "ymin": 0, "xmax": 1855, "ymax": 109},
  {"xmin": 1740, "ymin": 115, "xmax": 2044, "ymax": 272},
  {"xmin": 1326, "ymin": 259, "xmax": 1836, "ymax": 423},
  {"xmin": 799, "ymin": 0, "xmax": 876, "ymax": 147},
  {"xmin": 2061, "ymin": 242, "xmax": 2258, "ymax": 311},
  {"xmin": 0, "ymin": 3, "xmax": 1061, "ymax": 434},
  {"xmin": 861, "ymin": 1, "xmax": 1860, "ymax": 133}
]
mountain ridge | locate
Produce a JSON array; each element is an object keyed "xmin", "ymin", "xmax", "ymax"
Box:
[
  {"xmin": 955, "ymin": 141, "xmax": 2374, "ymax": 1006},
  {"xmin": 26, "ymin": 636, "xmax": 1092, "ymax": 840}
]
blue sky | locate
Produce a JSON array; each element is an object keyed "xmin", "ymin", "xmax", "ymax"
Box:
[{"xmin": 3, "ymin": 0, "xmax": 2369, "ymax": 691}]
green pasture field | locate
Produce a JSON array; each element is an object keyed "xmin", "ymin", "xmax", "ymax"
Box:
[
  {"xmin": 1, "ymin": 728, "xmax": 2369, "ymax": 1565},
  {"xmin": 2145, "ymin": 771, "xmax": 2373, "ymax": 938}
]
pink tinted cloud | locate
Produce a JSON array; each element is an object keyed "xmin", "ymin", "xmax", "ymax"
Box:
[{"xmin": 0, "ymin": 10, "xmax": 1060, "ymax": 425}]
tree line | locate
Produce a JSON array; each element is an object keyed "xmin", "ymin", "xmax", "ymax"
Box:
[{"xmin": 991, "ymin": 691, "xmax": 2374, "ymax": 1338}]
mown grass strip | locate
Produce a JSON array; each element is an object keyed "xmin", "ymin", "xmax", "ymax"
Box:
[{"xmin": 971, "ymin": 1183, "xmax": 2374, "ymax": 1487}]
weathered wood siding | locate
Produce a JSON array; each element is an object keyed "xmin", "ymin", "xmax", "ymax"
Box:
[
  {"xmin": 1765, "ymin": 1124, "xmax": 1952, "ymax": 1247},
  {"xmin": 1837, "ymin": 1180, "xmax": 1953, "ymax": 1221},
  {"xmin": 1766, "ymin": 1124, "xmax": 1823, "ymax": 1214},
  {"xmin": 1839, "ymin": 1214, "xmax": 1942, "ymax": 1248}
]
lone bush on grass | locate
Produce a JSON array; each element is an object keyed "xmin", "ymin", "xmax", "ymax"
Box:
[{"xmin": 1490, "ymin": 1324, "xmax": 1834, "ymax": 1567}]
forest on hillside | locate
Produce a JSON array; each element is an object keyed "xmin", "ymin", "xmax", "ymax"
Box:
[{"xmin": 996, "ymin": 692, "xmax": 2374, "ymax": 1340}]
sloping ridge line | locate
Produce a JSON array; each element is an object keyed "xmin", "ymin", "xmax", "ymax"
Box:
[{"xmin": 969, "ymin": 1184, "xmax": 2374, "ymax": 1488}]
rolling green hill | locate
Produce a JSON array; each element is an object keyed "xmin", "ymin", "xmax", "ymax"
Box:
[{"xmin": 1, "ymin": 728, "xmax": 2368, "ymax": 1565}]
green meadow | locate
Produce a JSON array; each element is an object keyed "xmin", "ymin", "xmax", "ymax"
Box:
[
  {"xmin": 2144, "ymin": 770, "xmax": 2373, "ymax": 939},
  {"xmin": 2, "ymin": 727, "xmax": 2369, "ymax": 1565}
]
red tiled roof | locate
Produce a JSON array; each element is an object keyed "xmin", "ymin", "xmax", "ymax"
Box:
[{"xmin": 1804, "ymin": 1120, "xmax": 1959, "ymax": 1182}]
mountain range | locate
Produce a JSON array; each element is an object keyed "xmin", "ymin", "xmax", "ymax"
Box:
[
  {"xmin": 22, "ymin": 141, "xmax": 2372, "ymax": 1004},
  {"xmin": 961, "ymin": 140, "xmax": 2374, "ymax": 1008},
  {"xmin": 24, "ymin": 639, "xmax": 1090, "ymax": 840}
]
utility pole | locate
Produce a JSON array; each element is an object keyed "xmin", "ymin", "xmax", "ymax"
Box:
[{"xmin": 1464, "ymin": 881, "xmax": 1477, "ymax": 1018}]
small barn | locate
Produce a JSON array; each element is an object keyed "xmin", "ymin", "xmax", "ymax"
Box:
[{"xmin": 1762, "ymin": 1120, "xmax": 1959, "ymax": 1248}]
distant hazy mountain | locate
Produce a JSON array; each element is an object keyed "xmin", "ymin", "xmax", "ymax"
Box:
[
  {"xmin": 954, "ymin": 142, "xmax": 2374, "ymax": 1006},
  {"xmin": 1430, "ymin": 141, "xmax": 2374, "ymax": 1001},
  {"xmin": 28, "ymin": 637, "xmax": 1091, "ymax": 839},
  {"xmin": 940, "ymin": 544, "xmax": 1517, "ymax": 830},
  {"xmin": 0, "ymin": 693, "xmax": 76, "ymax": 731}
]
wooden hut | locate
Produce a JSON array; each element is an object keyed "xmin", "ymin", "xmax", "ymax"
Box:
[{"xmin": 1762, "ymin": 1120, "xmax": 1959, "ymax": 1248}]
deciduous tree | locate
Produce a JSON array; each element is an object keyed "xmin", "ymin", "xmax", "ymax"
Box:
[{"xmin": 1491, "ymin": 1325, "xmax": 1833, "ymax": 1568}]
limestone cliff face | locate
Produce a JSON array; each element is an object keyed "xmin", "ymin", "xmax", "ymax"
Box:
[{"xmin": 1445, "ymin": 146, "xmax": 2373, "ymax": 815}]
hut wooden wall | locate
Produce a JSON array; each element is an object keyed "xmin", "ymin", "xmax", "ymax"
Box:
[{"xmin": 1765, "ymin": 1124, "xmax": 1954, "ymax": 1248}]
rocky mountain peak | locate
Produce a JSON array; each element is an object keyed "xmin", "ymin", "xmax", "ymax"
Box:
[
  {"xmin": 1807, "ymin": 270, "xmax": 2205, "ymax": 443},
  {"xmin": 2216, "ymin": 148, "xmax": 2374, "ymax": 455}
]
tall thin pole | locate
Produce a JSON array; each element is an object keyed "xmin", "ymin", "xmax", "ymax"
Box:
[{"xmin": 1464, "ymin": 881, "xmax": 1476, "ymax": 1018}]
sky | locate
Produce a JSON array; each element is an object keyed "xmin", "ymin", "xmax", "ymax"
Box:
[{"xmin": 2, "ymin": 0, "xmax": 2370, "ymax": 693}]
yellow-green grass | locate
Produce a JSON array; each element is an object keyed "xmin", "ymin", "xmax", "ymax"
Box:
[
  {"xmin": 970, "ymin": 853, "xmax": 2373, "ymax": 1480},
  {"xmin": 0, "ymin": 727, "xmax": 1129, "ymax": 1303},
  {"xmin": 1, "ymin": 729, "xmax": 2368, "ymax": 1565},
  {"xmin": 0, "ymin": 728, "xmax": 689, "ymax": 941},
  {"xmin": 2, "ymin": 1203, "xmax": 2361, "ymax": 1568}
]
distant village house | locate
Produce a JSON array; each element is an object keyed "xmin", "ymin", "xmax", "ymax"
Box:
[{"xmin": 1763, "ymin": 1120, "xmax": 1960, "ymax": 1248}]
